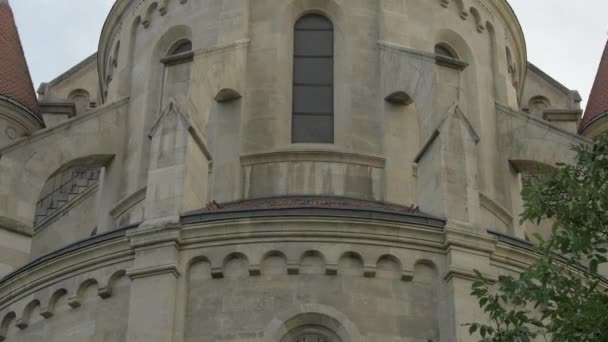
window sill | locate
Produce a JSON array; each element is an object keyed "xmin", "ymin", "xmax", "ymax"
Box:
[
  {"xmin": 435, "ymin": 55, "xmax": 468, "ymax": 71},
  {"xmin": 160, "ymin": 51, "xmax": 194, "ymax": 65}
]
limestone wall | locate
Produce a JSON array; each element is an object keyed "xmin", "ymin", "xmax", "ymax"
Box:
[
  {"xmin": 94, "ymin": 0, "xmax": 528, "ymax": 211},
  {"xmin": 0, "ymin": 213, "xmax": 553, "ymax": 342}
]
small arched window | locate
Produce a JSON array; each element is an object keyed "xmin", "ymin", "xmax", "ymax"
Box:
[
  {"xmin": 169, "ymin": 40, "xmax": 192, "ymax": 56},
  {"xmin": 281, "ymin": 325, "xmax": 342, "ymax": 342},
  {"xmin": 528, "ymin": 96, "xmax": 550, "ymax": 116},
  {"xmin": 292, "ymin": 14, "xmax": 334, "ymax": 144},
  {"xmin": 435, "ymin": 43, "xmax": 458, "ymax": 59}
]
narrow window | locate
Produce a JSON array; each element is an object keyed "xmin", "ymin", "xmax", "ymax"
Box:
[
  {"xmin": 292, "ymin": 14, "xmax": 334, "ymax": 144},
  {"xmin": 170, "ymin": 40, "xmax": 193, "ymax": 55},
  {"xmin": 435, "ymin": 43, "xmax": 458, "ymax": 59}
]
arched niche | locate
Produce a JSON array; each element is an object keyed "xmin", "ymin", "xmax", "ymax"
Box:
[
  {"xmin": 263, "ymin": 305, "xmax": 362, "ymax": 342},
  {"xmin": 145, "ymin": 25, "xmax": 194, "ymax": 124},
  {"xmin": 28, "ymin": 154, "xmax": 114, "ymax": 257},
  {"xmin": 68, "ymin": 89, "xmax": 91, "ymax": 115}
]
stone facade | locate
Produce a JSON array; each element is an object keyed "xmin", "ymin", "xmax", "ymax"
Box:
[{"xmin": 0, "ymin": 0, "xmax": 598, "ymax": 341}]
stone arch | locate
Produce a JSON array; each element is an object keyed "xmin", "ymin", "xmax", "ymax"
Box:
[
  {"xmin": 154, "ymin": 25, "xmax": 193, "ymax": 60},
  {"xmin": 261, "ymin": 250, "xmax": 288, "ymax": 276},
  {"xmin": 300, "ymin": 250, "xmax": 326, "ymax": 275},
  {"xmin": 506, "ymin": 46, "xmax": 518, "ymax": 87},
  {"xmin": 41, "ymin": 288, "xmax": 68, "ymax": 318},
  {"xmin": 469, "ymin": 7, "xmax": 484, "ymax": 32},
  {"xmin": 436, "ymin": 28, "xmax": 475, "ymax": 63},
  {"xmin": 167, "ymin": 39, "xmax": 192, "ymax": 56},
  {"xmin": 69, "ymin": 278, "xmax": 100, "ymax": 308},
  {"xmin": 263, "ymin": 304, "xmax": 362, "ymax": 342},
  {"xmin": 68, "ymin": 88, "xmax": 91, "ymax": 114},
  {"xmin": 145, "ymin": 24, "xmax": 193, "ymax": 118},
  {"xmin": 0, "ymin": 123, "xmax": 119, "ymax": 229},
  {"xmin": 485, "ymin": 21, "xmax": 501, "ymax": 101},
  {"xmin": 17, "ymin": 299, "xmax": 40, "ymax": 329},
  {"xmin": 188, "ymin": 256, "xmax": 212, "ymax": 281},
  {"xmin": 121, "ymin": 15, "xmax": 142, "ymax": 97},
  {"xmin": 222, "ymin": 252, "xmax": 250, "ymax": 279},
  {"xmin": 0, "ymin": 311, "xmax": 16, "ymax": 340},
  {"xmin": 32, "ymin": 154, "xmax": 112, "ymax": 228},
  {"xmin": 376, "ymin": 254, "xmax": 402, "ymax": 279},
  {"xmin": 142, "ymin": 2, "xmax": 159, "ymax": 28},
  {"xmin": 413, "ymin": 259, "xmax": 439, "ymax": 283},
  {"xmin": 435, "ymin": 27, "xmax": 481, "ymax": 130},
  {"xmin": 99, "ymin": 269, "xmax": 127, "ymax": 299},
  {"xmin": 271, "ymin": 0, "xmax": 346, "ymax": 146},
  {"xmin": 112, "ymin": 41, "xmax": 121, "ymax": 67},
  {"xmin": 454, "ymin": 0, "xmax": 468, "ymax": 19},
  {"xmin": 337, "ymin": 252, "xmax": 364, "ymax": 277},
  {"xmin": 527, "ymin": 95, "xmax": 551, "ymax": 116}
]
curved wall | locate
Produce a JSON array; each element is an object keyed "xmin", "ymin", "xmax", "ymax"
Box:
[
  {"xmin": 95, "ymin": 0, "xmax": 527, "ymax": 210},
  {"xmin": 0, "ymin": 208, "xmax": 552, "ymax": 341}
]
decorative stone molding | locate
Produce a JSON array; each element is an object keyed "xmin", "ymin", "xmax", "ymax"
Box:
[
  {"xmin": 479, "ymin": 192, "xmax": 514, "ymax": 228},
  {"xmin": 126, "ymin": 263, "xmax": 182, "ymax": 280},
  {"xmin": 110, "ymin": 186, "xmax": 147, "ymax": 221},
  {"xmin": 435, "ymin": 54, "xmax": 469, "ymax": 70},
  {"xmin": 33, "ymin": 183, "xmax": 99, "ymax": 233},
  {"xmin": 0, "ymin": 97, "xmax": 129, "ymax": 155},
  {"xmin": 542, "ymin": 109, "xmax": 582, "ymax": 122},
  {"xmin": 241, "ymin": 149, "xmax": 385, "ymax": 169},
  {"xmin": 496, "ymin": 103, "xmax": 590, "ymax": 144}
]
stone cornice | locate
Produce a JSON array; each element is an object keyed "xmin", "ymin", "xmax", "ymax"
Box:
[
  {"xmin": 0, "ymin": 216, "xmax": 32, "ymax": 237},
  {"xmin": 110, "ymin": 186, "xmax": 147, "ymax": 220},
  {"xmin": 126, "ymin": 263, "xmax": 181, "ymax": 279},
  {"xmin": 241, "ymin": 149, "xmax": 385, "ymax": 169},
  {"xmin": 496, "ymin": 103, "xmax": 591, "ymax": 145},
  {"xmin": 0, "ymin": 97, "xmax": 129, "ymax": 156}
]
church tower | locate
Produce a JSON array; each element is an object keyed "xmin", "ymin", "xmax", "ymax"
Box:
[
  {"xmin": 580, "ymin": 38, "xmax": 608, "ymax": 138},
  {"xmin": 0, "ymin": 0, "xmax": 44, "ymax": 147}
]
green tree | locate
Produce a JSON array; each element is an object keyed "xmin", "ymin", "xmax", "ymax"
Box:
[{"xmin": 468, "ymin": 133, "xmax": 608, "ymax": 342}]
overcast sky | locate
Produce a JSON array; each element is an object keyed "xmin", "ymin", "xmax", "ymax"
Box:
[{"xmin": 10, "ymin": 0, "xmax": 608, "ymax": 109}]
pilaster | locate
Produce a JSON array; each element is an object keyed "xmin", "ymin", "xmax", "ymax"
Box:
[{"xmin": 125, "ymin": 225, "xmax": 183, "ymax": 342}]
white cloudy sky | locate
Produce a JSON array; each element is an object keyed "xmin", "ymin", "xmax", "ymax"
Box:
[{"xmin": 10, "ymin": 0, "xmax": 608, "ymax": 110}]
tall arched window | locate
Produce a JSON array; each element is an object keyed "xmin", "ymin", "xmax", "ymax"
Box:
[{"xmin": 292, "ymin": 14, "xmax": 334, "ymax": 144}]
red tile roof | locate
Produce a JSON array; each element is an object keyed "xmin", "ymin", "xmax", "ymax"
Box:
[
  {"xmin": 0, "ymin": 0, "xmax": 42, "ymax": 120},
  {"xmin": 581, "ymin": 39, "xmax": 608, "ymax": 131}
]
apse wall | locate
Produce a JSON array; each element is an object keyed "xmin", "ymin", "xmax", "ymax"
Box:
[{"xmin": 97, "ymin": 0, "xmax": 526, "ymax": 214}]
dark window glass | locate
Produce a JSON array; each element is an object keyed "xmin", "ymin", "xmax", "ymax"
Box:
[
  {"xmin": 292, "ymin": 114, "xmax": 334, "ymax": 144},
  {"xmin": 292, "ymin": 14, "xmax": 334, "ymax": 143},
  {"xmin": 434, "ymin": 43, "xmax": 457, "ymax": 59},
  {"xmin": 170, "ymin": 40, "xmax": 192, "ymax": 55}
]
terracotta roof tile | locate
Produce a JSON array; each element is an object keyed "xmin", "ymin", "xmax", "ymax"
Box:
[
  {"xmin": 581, "ymin": 39, "xmax": 608, "ymax": 131},
  {"xmin": 0, "ymin": 0, "xmax": 42, "ymax": 120}
]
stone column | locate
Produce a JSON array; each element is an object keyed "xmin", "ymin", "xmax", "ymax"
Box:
[{"xmin": 442, "ymin": 227, "xmax": 497, "ymax": 342}]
